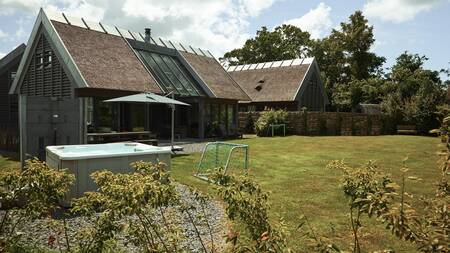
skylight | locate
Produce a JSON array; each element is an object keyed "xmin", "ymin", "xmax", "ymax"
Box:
[{"xmin": 136, "ymin": 49, "xmax": 201, "ymax": 96}]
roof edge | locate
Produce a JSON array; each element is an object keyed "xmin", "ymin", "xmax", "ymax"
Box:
[
  {"xmin": 292, "ymin": 57, "xmax": 314, "ymax": 101},
  {"xmin": 208, "ymin": 57, "xmax": 251, "ymax": 101},
  {"xmin": 0, "ymin": 44, "xmax": 26, "ymax": 71},
  {"xmin": 116, "ymin": 28, "xmax": 165, "ymax": 94},
  {"xmin": 9, "ymin": 8, "xmax": 89, "ymax": 95},
  {"xmin": 176, "ymin": 51, "xmax": 217, "ymax": 98}
]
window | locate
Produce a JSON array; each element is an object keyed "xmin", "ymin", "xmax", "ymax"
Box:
[
  {"xmin": 36, "ymin": 51, "xmax": 44, "ymax": 70},
  {"xmin": 135, "ymin": 49, "xmax": 200, "ymax": 97},
  {"xmin": 129, "ymin": 104, "xmax": 145, "ymax": 131},
  {"xmin": 44, "ymin": 50, "xmax": 52, "ymax": 68}
]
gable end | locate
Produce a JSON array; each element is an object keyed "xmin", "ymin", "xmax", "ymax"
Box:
[{"xmin": 20, "ymin": 30, "xmax": 72, "ymax": 98}]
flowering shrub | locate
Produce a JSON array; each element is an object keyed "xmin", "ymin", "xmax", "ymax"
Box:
[{"xmin": 254, "ymin": 109, "xmax": 288, "ymax": 136}]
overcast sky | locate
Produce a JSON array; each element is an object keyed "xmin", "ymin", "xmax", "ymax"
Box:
[{"xmin": 0, "ymin": 0, "xmax": 448, "ymax": 79}]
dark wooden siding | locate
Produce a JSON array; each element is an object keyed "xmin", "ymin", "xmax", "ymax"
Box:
[
  {"xmin": 299, "ymin": 71, "xmax": 324, "ymax": 111},
  {"xmin": 0, "ymin": 53, "xmax": 21, "ymax": 151},
  {"xmin": 20, "ymin": 33, "xmax": 72, "ymax": 98},
  {"xmin": 0, "ymin": 61, "xmax": 20, "ymax": 128}
]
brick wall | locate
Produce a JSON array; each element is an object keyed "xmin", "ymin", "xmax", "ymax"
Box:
[{"xmin": 238, "ymin": 111, "xmax": 387, "ymax": 136}]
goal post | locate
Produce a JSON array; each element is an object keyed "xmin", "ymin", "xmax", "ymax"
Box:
[{"xmin": 194, "ymin": 142, "xmax": 248, "ymax": 181}]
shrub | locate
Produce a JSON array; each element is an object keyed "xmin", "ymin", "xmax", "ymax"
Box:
[
  {"xmin": 0, "ymin": 159, "xmax": 74, "ymax": 251},
  {"xmin": 244, "ymin": 112, "xmax": 255, "ymax": 134},
  {"xmin": 210, "ymin": 170, "xmax": 290, "ymax": 252},
  {"xmin": 329, "ymin": 154, "xmax": 449, "ymax": 252},
  {"xmin": 254, "ymin": 109, "xmax": 288, "ymax": 137}
]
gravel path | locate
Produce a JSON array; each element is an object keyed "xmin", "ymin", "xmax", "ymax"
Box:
[
  {"xmin": 159, "ymin": 141, "xmax": 208, "ymax": 154},
  {"xmin": 3, "ymin": 184, "xmax": 228, "ymax": 252}
]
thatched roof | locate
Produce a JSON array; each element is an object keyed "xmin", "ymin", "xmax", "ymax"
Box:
[
  {"xmin": 181, "ymin": 52, "xmax": 250, "ymax": 100},
  {"xmin": 52, "ymin": 21, "xmax": 162, "ymax": 93},
  {"xmin": 229, "ymin": 63, "xmax": 310, "ymax": 102}
]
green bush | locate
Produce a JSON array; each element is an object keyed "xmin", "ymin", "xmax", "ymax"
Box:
[
  {"xmin": 0, "ymin": 159, "xmax": 74, "ymax": 252},
  {"xmin": 244, "ymin": 112, "xmax": 255, "ymax": 134},
  {"xmin": 254, "ymin": 109, "xmax": 288, "ymax": 137}
]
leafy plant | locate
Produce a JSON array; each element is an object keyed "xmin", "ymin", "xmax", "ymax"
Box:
[
  {"xmin": 210, "ymin": 170, "xmax": 291, "ymax": 252},
  {"xmin": 244, "ymin": 112, "xmax": 255, "ymax": 134},
  {"xmin": 329, "ymin": 138, "xmax": 449, "ymax": 253},
  {"xmin": 254, "ymin": 109, "xmax": 288, "ymax": 137},
  {"xmin": 0, "ymin": 158, "xmax": 74, "ymax": 251}
]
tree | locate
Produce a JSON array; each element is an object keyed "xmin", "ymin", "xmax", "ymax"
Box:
[
  {"xmin": 312, "ymin": 11, "xmax": 385, "ymax": 109},
  {"xmin": 381, "ymin": 52, "xmax": 446, "ymax": 133},
  {"xmin": 221, "ymin": 24, "xmax": 312, "ymax": 65},
  {"xmin": 332, "ymin": 77, "xmax": 385, "ymax": 111}
]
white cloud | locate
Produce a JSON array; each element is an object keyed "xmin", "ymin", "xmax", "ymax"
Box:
[
  {"xmin": 363, "ymin": 0, "xmax": 442, "ymax": 23},
  {"xmin": 0, "ymin": 0, "xmax": 280, "ymax": 56},
  {"xmin": 239, "ymin": 0, "xmax": 280, "ymax": 17},
  {"xmin": 0, "ymin": 0, "xmax": 43, "ymax": 15},
  {"xmin": 283, "ymin": 2, "xmax": 332, "ymax": 39},
  {"xmin": 0, "ymin": 29, "xmax": 8, "ymax": 39},
  {"xmin": 0, "ymin": 52, "xmax": 5, "ymax": 59}
]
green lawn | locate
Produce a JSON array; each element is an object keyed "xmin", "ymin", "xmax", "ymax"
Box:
[
  {"xmin": 171, "ymin": 135, "xmax": 442, "ymax": 252},
  {"xmin": 0, "ymin": 136, "xmax": 441, "ymax": 252}
]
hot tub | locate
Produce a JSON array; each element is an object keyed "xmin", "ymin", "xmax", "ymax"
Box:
[{"xmin": 46, "ymin": 142, "xmax": 172, "ymax": 201}]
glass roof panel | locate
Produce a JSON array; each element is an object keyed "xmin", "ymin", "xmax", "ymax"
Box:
[
  {"xmin": 136, "ymin": 49, "xmax": 200, "ymax": 96},
  {"xmin": 137, "ymin": 51, "xmax": 175, "ymax": 92},
  {"xmin": 151, "ymin": 53, "xmax": 189, "ymax": 95},
  {"xmin": 163, "ymin": 56, "xmax": 200, "ymax": 96}
]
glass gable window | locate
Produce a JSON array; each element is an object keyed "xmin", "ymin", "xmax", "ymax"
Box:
[{"xmin": 136, "ymin": 50, "xmax": 200, "ymax": 96}]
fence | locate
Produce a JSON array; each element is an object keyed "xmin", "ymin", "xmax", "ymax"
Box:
[
  {"xmin": 0, "ymin": 124, "xmax": 19, "ymax": 152},
  {"xmin": 238, "ymin": 111, "xmax": 395, "ymax": 136}
]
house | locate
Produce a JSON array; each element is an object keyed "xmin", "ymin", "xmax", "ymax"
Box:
[
  {"xmin": 227, "ymin": 58, "xmax": 328, "ymax": 112},
  {"xmin": 9, "ymin": 9, "xmax": 250, "ymax": 162},
  {"xmin": 0, "ymin": 44, "xmax": 26, "ymax": 152},
  {"xmin": 0, "ymin": 44, "xmax": 26, "ymax": 130}
]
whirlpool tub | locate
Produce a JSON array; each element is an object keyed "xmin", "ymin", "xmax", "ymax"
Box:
[{"xmin": 46, "ymin": 142, "xmax": 172, "ymax": 201}]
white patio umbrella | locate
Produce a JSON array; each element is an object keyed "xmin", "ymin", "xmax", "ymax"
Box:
[{"xmin": 104, "ymin": 92, "xmax": 190, "ymax": 151}]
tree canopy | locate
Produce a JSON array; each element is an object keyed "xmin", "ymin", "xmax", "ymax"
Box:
[
  {"xmin": 222, "ymin": 10, "xmax": 448, "ymax": 133},
  {"xmin": 221, "ymin": 24, "xmax": 312, "ymax": 65}
]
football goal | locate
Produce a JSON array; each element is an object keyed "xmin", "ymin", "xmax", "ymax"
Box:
[{"xmin": 194, "ymin": 142, "xmax": 249, "ymax": 181}]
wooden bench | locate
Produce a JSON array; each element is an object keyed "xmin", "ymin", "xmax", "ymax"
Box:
[{"xmin": 397, "ymin": 125, "xmax": 418, "ymax": 135}]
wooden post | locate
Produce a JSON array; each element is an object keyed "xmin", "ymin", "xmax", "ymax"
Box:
[{"xmin": 19, "ymin": 94, "xmax": 27, "ymax": 169}]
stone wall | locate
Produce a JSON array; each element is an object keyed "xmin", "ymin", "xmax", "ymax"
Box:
[{"xmin": 238, "ymin": 111, "xmax": 387, "ymax": 136}]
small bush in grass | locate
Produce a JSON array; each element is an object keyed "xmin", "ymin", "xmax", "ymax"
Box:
[
  {"xmin": 211, "ymin": 170, "xmax": 291, "ymax": 252},
  {"xmin": 254, "ymin": 109, "xmax": 288, "ymax": 137}
]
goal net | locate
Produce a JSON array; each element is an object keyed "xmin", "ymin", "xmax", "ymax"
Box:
[{"xmin": 194, "ymin": 142, "xmax": 248, "ymax": 181}]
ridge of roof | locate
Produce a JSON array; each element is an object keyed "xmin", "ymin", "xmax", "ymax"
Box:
[
  {"xmin": 44, "ymin": 9, "xmax": 216, "ymax": 59},
  {"xmin": 226, "ymin": 57, "xmax": 314, "ymax": 72}
]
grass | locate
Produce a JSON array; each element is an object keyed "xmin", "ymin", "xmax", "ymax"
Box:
[
  {"xmin": 0, "ymin": 154, "xmax": 20, "ymax": 173},
  {"xmin": 171, "ymin": 135, "xmax": 442, "ymax": 252},
  {"xmin": 0, "ymin": 135, "xmax": 441, "ymax": 252}
]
